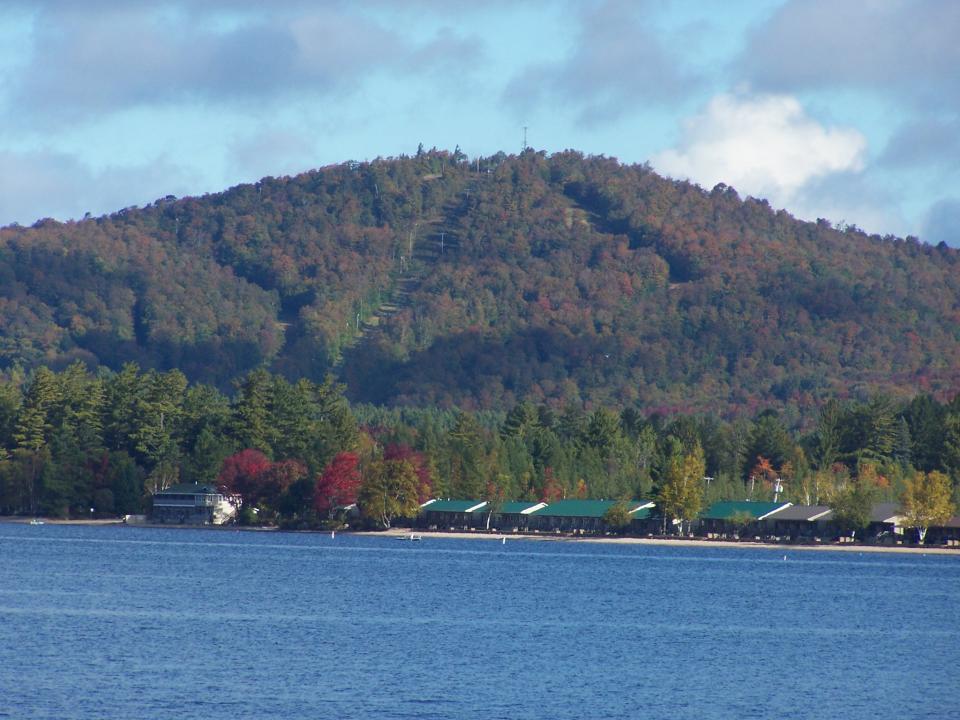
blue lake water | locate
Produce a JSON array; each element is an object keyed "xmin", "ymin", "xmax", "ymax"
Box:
[{"xmin": 1, "ymin": 524, "xmax": 958, "ymax": 719}]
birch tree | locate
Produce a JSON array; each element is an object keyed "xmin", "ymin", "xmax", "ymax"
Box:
[
  {"xmin": 358, "ymin": 458, "xmax": 420, "ymax": 528},
  {"xmin": 900, "ymin": 471, "xmax": 955, "ymax": 544},
  {"xmin": 658, "ymin": 444, "xmax": 705, "ymax": 535}
]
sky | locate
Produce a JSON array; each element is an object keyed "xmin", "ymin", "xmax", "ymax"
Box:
[{"xmin": 0, "ymin": 0, "xmax": 957, "ymax": 244}]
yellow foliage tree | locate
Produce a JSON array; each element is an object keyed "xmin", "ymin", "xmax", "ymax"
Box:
[
  {"xmin": 900, "ymin": 471, "xmax": 955, "ymax": 544},
  {"xmin": 358, "ymin": 458, "xmax": 421, "ymax": 529},
  {"xmin": 658, "ymin": 444, "xmax": 705, "ymax": 535}
]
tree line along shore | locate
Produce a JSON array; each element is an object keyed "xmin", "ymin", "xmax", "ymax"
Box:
[{"xmin": 0, "ymin": 363, "xmax": 957, "ymax": 544}]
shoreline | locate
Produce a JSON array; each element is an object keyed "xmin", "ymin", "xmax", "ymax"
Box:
[
  {"xmin": 358, "ymin": 527, "xmax": 960, "ymax": 555},
  {"xmin": 3, "ymin": 516, "xmax": 957, "ymax": 556},
  {"xmin": 0, "ymin": 517, "xmax": 126, "ymax": 526}
]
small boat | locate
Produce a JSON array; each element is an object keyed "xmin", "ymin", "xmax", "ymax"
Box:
[{"xmin": 29, "ymin": 518, "xmax": 44, "ymax": 525}]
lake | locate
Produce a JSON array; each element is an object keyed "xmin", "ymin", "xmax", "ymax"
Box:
[{"xmin": 1, "ymin": 524, "xmax": 958, "ymax": 719}]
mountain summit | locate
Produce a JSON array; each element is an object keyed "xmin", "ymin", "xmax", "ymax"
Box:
[{"xmin": 2, "ymin": 150, "xmax": 957, "ymax": 416}]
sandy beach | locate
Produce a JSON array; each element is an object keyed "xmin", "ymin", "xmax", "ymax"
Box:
[
  {"xmin": 0, "ymin": 517, "xmax": 125, "ymax": 526},
  {"xmin": 360, "ymin": 526, "xmax": 960, "ymax": 555},
  {"xmin": 4, "ymin": 516, "xmax": 957, "ymax": 555}
]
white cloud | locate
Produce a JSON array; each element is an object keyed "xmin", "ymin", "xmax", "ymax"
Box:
[
  {"xmin": 228, "ymin": 127, "xmax": 320, "ymax": 181},
  {"xmin": 737, "ymin": 0, "xmax": 960, "ymax": 113},
  {"xmin": 922, "ymin": 198, "xmax": 960, "ymax": 247},
  {"xmin": 653, "ymin": 93, "xmax": 866, "ymax": 207},
  {"xmin": 503, "ymin": 0, "xmax": 699, "ymax": 126},
  {"xmin": 0, "ymin": 149, "xmax": 195, "ymax": 226},
  {"xmin": 789, "ymin": 171, "xmax": 909, "ymax": 238},
  {"xmin": 6, "ymin": 3, "xmax": 483, "ymax": 127}
]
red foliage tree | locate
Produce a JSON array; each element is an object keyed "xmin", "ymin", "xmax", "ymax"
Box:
[
  {"xmin": 218, "ymin": 449, "xmax": 272, "ymax": 504},
  {"xmin": 315, "ymin": 452, "xmax": 362, "ymax": 516},
  {"xmin": 539, "ymin": 467, "xmax": 563, "ymax": 503}
]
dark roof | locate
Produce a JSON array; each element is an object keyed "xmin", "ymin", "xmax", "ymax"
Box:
[
  {"xmin": 767, "ymin": 505, "xmax": 832, "ymax": 521},
  {"xmin": 155, "ymin": 483, "xmax": 220, "ymax": 496},
  {"xmin": 701, "ymin": 501, "xmax": 790, "ymax": 520},
  {"xmin": 531, "ymin": 500, "xmax": 653, "ymax": 518},
  {"xmin": 870, "ymin": 502, "xmax": 901, "ymax": 523},
  {"xmin": 421, "ymin": 499, "xmax": 488, "ymax": 513}
]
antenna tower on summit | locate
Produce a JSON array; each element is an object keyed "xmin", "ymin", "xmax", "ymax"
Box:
[{"xmin": 522, "ymin": 126, "xmax": 528, "ymax": 153}]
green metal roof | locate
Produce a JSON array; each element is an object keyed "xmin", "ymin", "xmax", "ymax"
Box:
[
  {"xmin": 421, "ymin": 499, "xmax": 488, "ymax": 513},
  {"xmin": 531, "ymin": 499, "xmax": 653, "ymax": 518},
  {"xmin": 700, "ymin": 501, "xmax": 790, "ymax": 520},
  {"xmin": 498, "ymin": 501, "xmax": 545, "ymax": 514}
]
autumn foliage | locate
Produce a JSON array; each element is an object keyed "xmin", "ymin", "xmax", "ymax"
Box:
[
  {"xmin": 4, "ymin": 151, "xmax": 960, "ymax": 418},
  {"xmin": 218, "ymin": 449, "xmax": 272, "ymax": 501},
  {"xmin": 218, "ymin": 450, "xmax": 306, "ymax": 508},
  {"xmin": 539, "ymin": 467, "xmax": 563, "ymax": 503},
  {"xmin": 314, "ymin": 452, "xmax": 362, "ymax": 515},
  {"xmin": 383, "ymin": 443, "xmax": 432, "ymax": 502}
]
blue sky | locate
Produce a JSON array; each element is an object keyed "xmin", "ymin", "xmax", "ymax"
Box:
[{"xmin": 1, "ymin": 0, "xmax": 958, "ymax": 244}]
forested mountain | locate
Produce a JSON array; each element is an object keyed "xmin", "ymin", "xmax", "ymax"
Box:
[{"xmin": 2, "ymin": 149, "xmax": 959, "ymax": 418}]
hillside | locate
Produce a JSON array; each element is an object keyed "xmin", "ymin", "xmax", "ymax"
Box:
[{"xmin": 2, "ymin": 150, "xmax": 958, "ymax": 416}]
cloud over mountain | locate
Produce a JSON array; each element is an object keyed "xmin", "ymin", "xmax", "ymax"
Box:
[
  {"xmin": 653, "ymin": 93, "xmax": 866, "ymax": 209},
  {"xmin": 923, "ymin": 198, "xmax": 960, "ymax": 247},
  {"xmin": 737, "ymin": 0, "xmax": 960, "ymax": 112},
  {"xmin": 503, "ymin": 0, "xmax": 699, "ymax": 126},
  {"xmin": 0, "ymin": 149, "xmax": 193, "ymax": 226},
  {"xmin": 9, "ymin": 3, "xmax": 480, "ymax": 125}
]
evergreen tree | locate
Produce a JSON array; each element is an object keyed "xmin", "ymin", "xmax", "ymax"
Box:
[
  {"xmin": 0, "ymin": 380, "xmax": 20, "ymax": 454},
  {"xmin": 863, "ymin": 395, "xmax": 896, "ymax": 461},
  {"xmin": 812, "ymin": 399, "xmax": 842, "ymax": 470},
  {"xmin": 663, "ymin": 415, "xmax": 701, "ymax": 453},
  {"xmin": 103, "ymin": 363, "xmax": 144, "ymax": 456},
  {"xmin": 556, "ymin": 404, "xmax": 586, "ymax": 444},
  {"xmin": 310, "ymin": 375, "xmax": 358, "ymax": 470},
  {"xmin": 230, "ymin": 368, "xmax": 274, "ymax": 456},
  {"xmin": 745, "ymin": 409, "xmax": 792, "ymax": 472},
  {"xmin": 905, "ymin": 395, "xmax": 945, "ymax": 472},
  {"xmin": 109, "ymin": 451, "xmax": 145, "ymax": 515},
  {"xmin": 501, "ymin": 400, "xmax": 539, "ymax": 440},
  {"xmin": 184, "ymin": 426, "xmax": 234, "ymax": 485},
  {"xmin": 619, "ymin": 407, "xmax": 644, "ymax": 441},
  {"xmin": 940, "ymin": 413, "xmax": 960, "ymax": 478},
  {"xmin": 181, "ymin": 383, "xmax": 232, "ymax": 440},
  {"xmin": 13, "ymin": 367, "xmax": 59, "ymax": 514},
  {"xmin": 14, "ymin": 367, "xmax": 58, "ymax": 453},
  {"xmin": 892, "ymin": 416, "xmax": 913, "ymax": 468},
  {"xmin": 132, "ymin": 370, "xmax": 187, "ymax": 491},
  {"xmin": 446, "ymin": 411, "xmax": 488, "ymax": 498},
  {"xmin": 586, "ymin": 408, "xmax": 622, "ymax": 457},
  {"xmin": 269, "ymin": 376, "xmax": 315, "ymax": 463}
]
